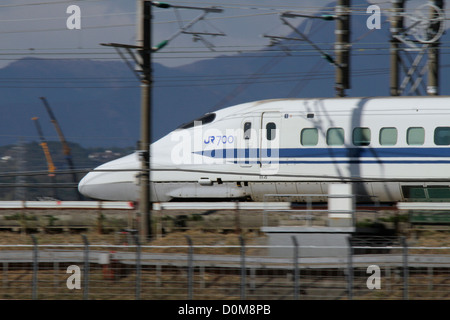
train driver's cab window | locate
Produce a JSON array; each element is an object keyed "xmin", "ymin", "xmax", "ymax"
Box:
[
  {"xmin": 407, "ymin": 127, "xmax": 425, "ymax": 145},
  {"xmin": 326, "ymin": 128, "xmax": 345, "ymax": 146},
  {"xmin": 266, "ymin": 122, "xmax": 276, "ymax": 141},
  {"xmin": 243, "ymin": 122, "xmax": 252, "ymax": 140},
  {"xmin": 434, "ymin": 127, "xmax": 450, "ymax": 145},
  {"xmin": 379, "ymin": 127, "xmax": 398, "ymax": 146},
  {"xmin": 301, "ymin": 128, "xmax": 319, "ymax": 146},
  {"xmin": 178, "ymin": 113, "xmax": 216, "ymax": 129},
  {"xmin": 353, "ymin": 127, "xmax": 371, "ymax": 146}
]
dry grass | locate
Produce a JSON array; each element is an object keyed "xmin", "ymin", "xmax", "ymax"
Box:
[{"xmin": 0, "ymin": 224, "xmax": 449, "ymax": 300}]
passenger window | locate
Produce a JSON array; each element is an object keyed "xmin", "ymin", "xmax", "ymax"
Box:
[
  {"xmin": 434, "ymin": 127, "xmax": 450, "ymax": 145},
  {"xmin": 379, "ymin": 127, "xmax": 397, "ymax": 146},
  {"xmin": 353, "ymin": 127, "xmax": 371, "ymax": 146},
  {"xmin": 301, "ymin": 128, "xmax": 318, "ymax": 146},
  {"xmin": 327, "ymin": 128, "xmax": 344, "ymax": 146},
  {"xmin": 407, "ymin": 127, "xmax": 425, "ymax": 145},
  {"xmin": 243, "ymin": 122, "xmax": 252, "ymax": 140},
  {"xmin": 266, "ymin": 122, "xmax": 276, "ymax": 141}
]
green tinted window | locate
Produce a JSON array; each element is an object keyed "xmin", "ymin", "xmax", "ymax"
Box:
[
  {"xmin": 407, "ymin": 127, "xmax": 425, "ymax": 145},
  {"xmin": 434, "ymin": 127, "xmax": 450, "ymax": 145},
  {"xmin": 379, "ymin": 127, "xmax": 397, "ymax": 146},
  {"xmin": 301, "ymin": 128, "xmax": 318, "ymax": 146},
  {"xmin": 428, "ymin": 187, "xmax": 450, "ymax": 199},
  {"xmin": 402, "ymin": 186, "xmax": 426, "ymax": 200},
  {"xmin": 353, "ymin": 127, "xmax": 371, "ymax": 146},
  {"xmin": 402, "ymin": 185, "xmax": 450, "ymax": 201},
  {"xmin": 327, "ymin": 128, "xmax": 345, "ymax": 146}
]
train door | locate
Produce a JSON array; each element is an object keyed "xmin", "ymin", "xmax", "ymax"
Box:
[
  {"xmin": 260, "ymin": 112, "xmax": 281, "ymax": 173},
  {"xmin": 240, "ymin": 118, "xmax": 257, "ymax": 167}
]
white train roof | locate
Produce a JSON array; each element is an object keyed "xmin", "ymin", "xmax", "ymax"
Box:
[{"xmin": 212, "ymin": 95, "xmax": 450, "ymax": 120}]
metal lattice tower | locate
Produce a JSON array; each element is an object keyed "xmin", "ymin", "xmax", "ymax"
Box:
[{"xmin": 390, "ymin": 0, "xmax": 445, "ymax": 96}]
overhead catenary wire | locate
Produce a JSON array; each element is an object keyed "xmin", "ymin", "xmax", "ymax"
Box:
[
  {"xmin": 0, "ymin": 4, "xmax": 448, "ymax": 93},
  {"xmin": 0, "ymin": 2, "xmax": 448, "ymax": 66},
  {"xmin": 1, "ymin": 1, "xmax": 447, "ymax": 33},
  {"xmin": 0, "ymin": 67, "xmax": 393, "ymax": 89},
  {"xmin": 4, "ymin": 59, "xmax": 450, "ymax": 89},
  {"xmin": 2, "ymin": 43, "xmax": 450, "ymax": 57},
  {"xmin": 1, "ymin": 46, "xmax": 450, "ymax": 65}
]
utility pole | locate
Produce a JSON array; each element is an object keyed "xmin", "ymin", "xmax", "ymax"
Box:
[
  {"xmin": 390, "ymin": 0, "xmax": 404, "ymax": 96},
  {"xmin": 138, "ymin": 0, "xmax": 152, "ymax": 242},
  {"xmin": 102, "ymin": 1, "xmax": 224, "ymax": 242},
  {"xmin": 335, "ymin": 0, "xmax": 351, "ymax": 97},
  {"xmin": 427, "ymin": 0, "xmax": 444, "ymax": 96}
]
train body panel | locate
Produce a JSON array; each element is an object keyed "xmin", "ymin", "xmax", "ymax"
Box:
[{"xmin": 78, "ymin": 96, "xmax": 450, "ymax": 203}]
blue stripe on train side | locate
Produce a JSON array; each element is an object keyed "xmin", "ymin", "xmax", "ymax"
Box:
[
  {"xmin": 194, "ymin": 147, "xmax": 450, "ymax": 164},
  {"xmin": 195, "ymin": 147, "xmax": 450, "ymax": 158},
  {"xmin": 279, "ymin": 147, "xmax": 450, "ymax": 158}
]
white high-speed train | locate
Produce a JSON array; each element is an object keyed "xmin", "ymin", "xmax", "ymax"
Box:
[{"xmin": 78, "ymin": 96, "xmax": 450, "ymax": 203}]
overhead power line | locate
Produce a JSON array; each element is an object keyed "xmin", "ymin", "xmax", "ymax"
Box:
[
  {"xmin": 0, "ymin": 67, "xmax": 392, "ymax": 89},
  {"xmin": 0, "ymin": 0, "xmax": 109, "ymax": 8}
]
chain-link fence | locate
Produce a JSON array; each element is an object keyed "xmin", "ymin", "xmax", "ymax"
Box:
[{"xmin": 0, "ymin": 234, "xmax": 449, "ymax": 300}]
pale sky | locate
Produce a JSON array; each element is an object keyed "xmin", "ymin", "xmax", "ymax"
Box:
[{"xmin": 0, "ymin": 0, "xmax": 444, "ymax": 68}]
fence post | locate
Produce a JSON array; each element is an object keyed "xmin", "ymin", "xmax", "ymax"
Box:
[
  {"xmin": 402, "ymin": 236, "xmax": 409, "ymax": 300},
  {"xmin": 347, "ymin": 236, "xmax": 353, "ymax": 300},
  {"xmin": 240, "ymin": 236, "xmax": 246, "ymax": 300},
  {"xmin": 31, "ymin": 235, "xmax": 38, "ymax": 300},
  {"xmin": 134, "ymin": 234, "xmax": 141, "ymax": 300},
  {"xmin": 185, "ymin": 236, "xmax": 193, "ymax": 300},
  {"xmin": 3, "ymin": 261, "xmax": 8, "ymax": 292},
  {"xmin": 292, "ymin": 236, "xmax": 300, "ymax": 299},
  {"xmin": 82, "ymin": 235, "xmax": 89, "ymax": 300}
]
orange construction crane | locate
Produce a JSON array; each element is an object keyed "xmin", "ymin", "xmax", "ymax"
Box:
[
  {"xmin": 40, "ymin": 97, "xmax": 81, "ymax": 199},
  {"xmin": 32, "ymin": 117, "xmax": 56, "ymax": 176}
]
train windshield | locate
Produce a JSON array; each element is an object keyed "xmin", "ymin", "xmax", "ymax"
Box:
[{"xmin": 177, "ymin": 113, "xmax": 216, "ymax": 129}]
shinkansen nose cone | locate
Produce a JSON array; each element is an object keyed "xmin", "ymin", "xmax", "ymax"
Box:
[{"xmin": 78, "ymin": 153, "xmax": 140, "ymax": 201}]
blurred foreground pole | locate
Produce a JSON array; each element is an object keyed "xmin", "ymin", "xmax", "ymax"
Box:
[
  {"xmin": 390, "ymin": 0, "xmax": 404, "ymax": 96},
  {"xmin": 335, "ymin": 0, "xmax": 351, "ymax": 97},
  {"xmin": 139, "ymin": 0, "xmax": 152, "ymax": 242},
  {"xmin": 427, "ymin": 0, "xmax": 444, "ymax": 96}
]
